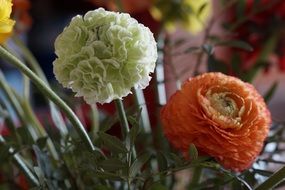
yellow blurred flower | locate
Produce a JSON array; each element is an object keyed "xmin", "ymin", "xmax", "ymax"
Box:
[
  {"xmin": 150, "ymin": 0, "xmax": 211, "ymax": 33},
  {"xmin": 0, "ymin": 0, "xmax": 15, "ymax": 44},
  {"xmin": 89, "ymin": 0, "xmax": 152, "ymax": 14}
]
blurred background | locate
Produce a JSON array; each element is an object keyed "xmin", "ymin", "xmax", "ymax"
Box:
[
  {"xmin": 1, "ymin": 1, "xmax": 285, "ymax": 189},
  {"xmin": 1, "ymin": 0, "xmax": 285, "ymax": 121}
]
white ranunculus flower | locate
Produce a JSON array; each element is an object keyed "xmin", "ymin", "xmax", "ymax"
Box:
[{"xmin": 53, "ymin": 8, "xmax": 157, "ymax": 104}]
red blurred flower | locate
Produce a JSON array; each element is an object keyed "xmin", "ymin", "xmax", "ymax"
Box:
[
  {"xmin": 161, "ymin": 72, "xmax": 271, "ymax": 171},
  {"xmin": 12, "ymin": 0, "xmax": 32, "ymax": 32},
  {"xmin": 226, "ymin": 0, "xmax": 285, "ymax": 72},
  {"xmin": 0, "ymin": 125, "xmax": 10, "ymax": 136}
]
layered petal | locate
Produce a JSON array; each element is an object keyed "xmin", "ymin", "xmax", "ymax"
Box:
[
  {"xmin": 161, "ymin": 72, "xmax": 271, "ymax": 171},
  {"xmin": 53, "ymin": 8, "xmax": 157, "ymax": 104}
]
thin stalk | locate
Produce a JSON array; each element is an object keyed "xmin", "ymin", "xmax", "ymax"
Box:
[
  {"xmin": 132, "ymin": 88, "xmax": 151, "ymax": 133},
  {"xmin": 90, "ymin": 104, "xmax": 100, "ymax": 140},
  {"xmin": 114, "ymin": 0, "xmax": 124, "ymax": 12},
  {"xmin": 255, "ymin": 166, "xmax": 285, "ymax": 190},
  {"xmin": 0, "ymin": 70, "xmax": 26, "ymax": 125},
  {"xmin": 0, "ymin": 100, "xmax": 21, "ymax": 144},
  {"xmin": 132, "ymin": 88, "xmax": 157, "ymax": 178},
  {"xmin": 9, "ymin": 37, "xmax": 68, "ymax": 136},
  {"xmin": 114, "ymin": 99, "xmax": 137, "ymax": 157},
  {"xmin": 22, "ymin": 64, "xmax": 59, "ymax": 160},
  {"xmin": 192, "ymin": 17, "xmax": 214, "ymax": 76},
  {"xmin": 1, "ymin": 73, "xmax": 59, "ymax": 160},
  {"xmin": 155, "ymin": 32, "xmax": 167, "ymax": 106},
  {"xmin": 0, "ymin": 135, "xmax": 40, "ymax": 187},
  {"xmin": 153, "ymin": 31, "xmax": 169, "ymax": 153},
  {"xmin": 21, "ymin": 98, "xmax": 59, "ymax": 160},
  {"xmin": 23, "ymin": 76, "xmax": 30, "ymax": 100},
  {"xmin": 0, "ymin": 71, "xmax": 39, "ymax": 140},
  {"xmin": 115, "ymin": 99, "xmax": 130, "ymax": 138},
  {"xmin": 0, "ymin": 45, "xmax": 96, "ymax": 152},
  {"xmin": 188, "ymin": 167, "xmax": 202, "ymax": 189},
  {"xmin": 164, "ymin": 33, "xmax": 181, "ymax": 90}
]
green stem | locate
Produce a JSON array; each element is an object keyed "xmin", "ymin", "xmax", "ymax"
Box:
[
  {"xmin": 154, "ymin": 31, "xmax": 169, "ymax": 153},
  {"xmin": 114, "ymin": 0, "xmax": 124, "ymax": 12},
  {"xmin": 0, "ymin": 45, "xmax": 95, "ymax": 152},
  {"xmin": 23, "ymin": 60, "xmax": 59, "ymax": 160},
  {"xmin": 0, "ymin": 135, "xmax": 40, "ymax": 187},
  {"xmin": 0, "ymin": 100, "xmax": 21, "ymax": 144},
  {"xmin": 188, "ymin": 167, "xmax": 202, "ymax": 189},
  {"xmin": 21, "ymin": 98, "xmax": 59, "ymax": 160},
  {"xmin": 90, "ymin": 104, "xmax": 100, "ymax": 140},
  {"xmin": 0, "ymin": 71, "xmax": 39, "ymax": 140},
  {"xmin": 0, "ymin": 70, "xmax": 26, "ymax": 125},
  {"xmin": 114, "ymin": 99, "xmax": 137, "ymax": 174},
  {"xmin": 132, "ymin": 88, "xmax": 151, "ymax": 133},
  {"xmin": 115, "ymin": 99, "xmax": 130, "ymax": 138},
  {"xmin": 23, "ymin": 76, "xmax": 30, "ymax": 100},
  {"xmin": 155, "ymin": 32, "xmax": 167, "ymax": 107},
  {"xmin": 255, "ymin": 166, "xmax": 285, "ymax": 190},
  {"xmin": 9, "ymin": 38, "xmax": 68, "ymax": 136}
]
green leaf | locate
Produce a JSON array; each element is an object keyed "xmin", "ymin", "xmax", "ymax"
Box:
[
  {"xmin": 169, "ymin": 153, "xmax": 184, "ymax": 167},
  {"xmin": 185, "ymin": 47, "xmax": 201, "ymax": 54},
  {"xmin": 49, "ymin": 103, "xmax": 67, "ymax": 136},
  {"xmin": 263, "ymin": 82, "xmax": 278, "ymax": 103},
  {"xmin": 129, "ymin": 152, "xmax": 151, "ymax": 177},
  {"xmin": 17, "ymin": 126, "xmax": 34, "ymax": 145},
  {"xmin": 36, "ymin": 137, "xmax": 48, "ymax": 150},
  {"xmin": 207, "ymin": 55, "xmax": 228, "ymax": 73},
  {"xmin": 129, "ymin": 121, "xmax": 140, "ymax": 149},
  {"xmin": 230, "ymin": 53, "xmax": 242, "ymax": 77},
  {"xmin": 98, "ymin": 132, "xmax": 128, "ymax": 154},
  {"xmin": 172, "ymin": 38, "xmax": 186, "ymax": 47},
  {"xmin": 94, "ymin": 171, "xmax": 124, "ymax": 180},
  {"xmin": 157, "ymin": 151, "xmax": 168, "ymax": 172},
  {"xmin": 192, "ymin": 156, "xmax": 211, "ymax": 165},
  {"xmin": 34, "ymin": 166, "xmax": 45, "ymax": 185},
  {"xmin": 202, "ymin": 44, "xmax": 214, "ymax": 55},
  {"xmin": 197, "ymin": 2, "xmax": 208, "ymax": 17},
  {"xmin": 0, "ymin": 144, "xmax": 10, "ymax": 163},
  {"xmin": 189, "ymin": 144, "xmax": 198, "ymax": 160},
  {"xmin": 100, "ymin": 114, "xmax": 119, "ymax": 132},
  {"xmin": 208, "ymin": 35, "xmax": 221, "ymax": 42},
  {"xmin": 94, "ymin": 185, "xmax": 114, "ymax": 190},
  {"xmin": 256, "ymin": 32, "xmax": 278, "ymax": 63},
  {"xmin": 241, "ymin": 34, "xmax": 278, "ymax": 82},
  {"xmin": 33, "ymin": 145, "xmax": 53, "ymax": 178},
  {"xmin": 149, "ymin": 183, "xmax": 168, "ymax": 190},
  {"xmin": 253, "ymin": 169, "xmax": 274, "ymax": 177},
  {"xmin": 98, "ymin": 158, "xmax": 126, "ymax": 172},
  {"xmin": 127, "ymin": 115, "xmax": 139, "ymax": 128},
  {"xmin": 0, "ymin": 106, "xmax": 8, "ymax": 118},
  {"xmin": 199, "ymin": 161, "xmax": 220, "ymax": 169},
  {"xmin": 236, "ymin": 0, "xmax": 246, "ymax": 20},
  {"xmin": 241, "ymin": 61, "xmax": 268, "ymax": 82},
  {"xmin": 215, "ymin": 40, "xmax": 253, "ymax": 51}
]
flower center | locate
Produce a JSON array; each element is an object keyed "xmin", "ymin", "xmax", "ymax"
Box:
[{"xmin": 207, "ymin": 92, "xmax": 239, "ymax": 118}]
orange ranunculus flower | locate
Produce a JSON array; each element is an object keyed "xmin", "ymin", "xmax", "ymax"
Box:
[{"xmin": 160, "ymin": 72, "xmax": 271, "ymax": 171}]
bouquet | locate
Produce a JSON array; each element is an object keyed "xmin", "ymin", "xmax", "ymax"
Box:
[{"xmin": 0, "ymin": 0, "xmax": 284, "ymax": 189}]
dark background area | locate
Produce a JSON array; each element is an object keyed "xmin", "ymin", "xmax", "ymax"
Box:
[{"xmin": 27, "ymin": 0, "xmax": 98, "ymax": 80}]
